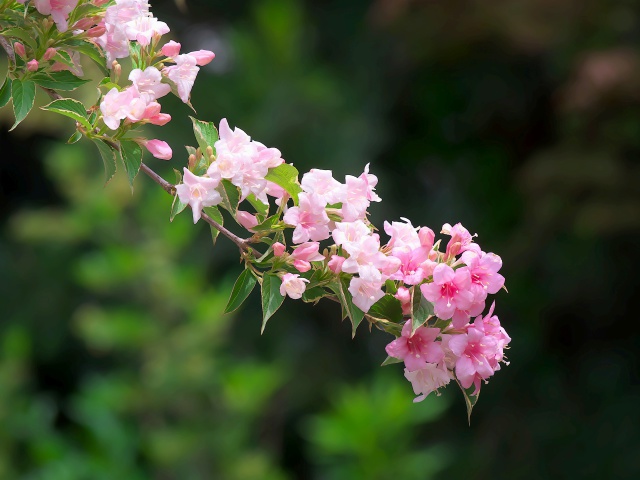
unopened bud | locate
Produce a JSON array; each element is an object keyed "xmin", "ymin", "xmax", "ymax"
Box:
[
  {"xmin": 43, "ymin": 47, "xmax": 57, "ymax": 61},
  {"xmin": 195, "ymin": 147, "xmax": 202, "ymax": 159},
  {"xmin": 86, "ymin": 25, "xmax": 106, "ymax": 37},
  {"xmin": 188, "ymin": 154, "xmax": 197, "ymax": 169},
  {"xmin": 111, "ymin": 61, "xmax": 121, "ymax": 82},
  {"xmin": 13, "ymin": 42, "xmax": 26, "ymax": 59},
  {"xmin": 26, "ymin": 59, "xmax": 39, "ymax": 71},
  {"xmin": 161, "ymin": 40, "xmax": 181, "ymax": 57},
  {"xmin": 74, "ymin": 17, "xmax": 94, "ymax": 30},
  {"xmin": 206, "ymin": 146, "xmax": 213, "ymax": 157}
]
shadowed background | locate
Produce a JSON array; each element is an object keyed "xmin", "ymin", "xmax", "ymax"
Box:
[{"xmin": 1, "ymin": 0, "xmax": 639, "ymax": 478}]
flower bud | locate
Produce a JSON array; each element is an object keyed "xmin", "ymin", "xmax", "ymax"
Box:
[
  {"xmin": 93, "ymin": 0, "xmax": 110, "ymax": 5},
  {"xmin": 144, "ymin": 139, "xmax": 172, "ymax": 160},
  {"xmin": 272, "ymin": 242, "xmax": 286, "ymax": 257},
  {"xmin": 147, "ymin": 113, "xmax": 171, "ymax": 126},
  {"xmin": 161, "ymin": 40, "xmax": 181, "ymax": 57},
  {"xmin": 14, "ymin": 42, "xmax": 26, "ymax": 59},
  {"xmin": 86, "ymin": 25, "xmax": 106, "ymax": 37},
  {"xmin": 43, "ymin": 47, "xmax": 57, "ymax": 61},
  {"xmin": 74, "ymin": 17, "xmax": 95, "ymax": 30},
  {"xmin": 27, "ymin": 59, "xmax": 39, "ymax": 71},
  {"xmin": 293, "ymin": 260, "xmax": 311, "ymax": 273},
  {"xmin": 236, "ymin": 211, "xmax": 258, "ymax": 230},
  {"xmin": 418, "ymin": 226, "xmax": 435, "ymax": 250},
  {"xmin": 188, "ymin": 50, "xmax": 215, "ymax": 66},
  {"xmin": 327, "ymin": 255, "xmax": 346, "ymax": 274}
]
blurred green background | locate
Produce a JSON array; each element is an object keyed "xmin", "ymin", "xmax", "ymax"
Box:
[{"xmin": 1, "ymin": 0, "xmax": 640, "ymax": 478}]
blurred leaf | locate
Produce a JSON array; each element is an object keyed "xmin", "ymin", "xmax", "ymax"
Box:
[
  {"xmin": 41, "ymin": 97, "xmax": 93, "ymax": 131},
  {"xmin": 203, "ymin": 205, "xmax": 224, "ymax": 245},
  {"xmin": 261, "ymin": 273, "xmax": 284, "ymax": 333},
  {"xmin": 119, "ymin": 139, "xmax": 143, "ymax": 189},
  {"xmin": 225, "ymin": 269, "xmax": 258, "ymax": 314},
  {"xmin": 0, "ymin": 76, "xmax": 11, "ymax": 108},
  {"xmin": 93, "ymin": 139, "xmax": 117, "ymax": 185}
]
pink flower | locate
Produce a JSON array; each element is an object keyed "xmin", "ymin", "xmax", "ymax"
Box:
[
  {"xmin": 129, "ymin": 67, "xmax": 171, "ymax": 101},
  {"xmin": 301, "ymin": 169, "xmax": 345, "ymax": 204},
  {"xmin": 348, "ymin": 265, "xmax": 384, "ymax": 312},
  {"xmin": 290, "ymin": 242, "xmax": 325, "ymax": 263},
  {"xmin": 175, "ymin": 168, "xmax": 222, "ymax": 223},
  {"xmin": 420, "ymin": 263, "xmax": 474, "ymax": 320},
  {"xmin": 236, "ymin": 210, "xmax": 258, "ymax": 230},
  {"xmin": 384, "ymin": 218, "xmax": 420, "ymax": 251},
  {"xmin": 188, "ymin": 50, "xmax": 215, "ymax": 66},
  {"xmin": 144, "ymin": 139, "xmax": 172, "ymax": 160},
  {"xmin": 386, "ymin": 321, "xmax": 444, "ymax": 372},
  {"xmin": 96, "ymin": 24, "xmax": 130, "ymax": 65},
  {"xmin": 332, "ymin": 220, "xmax": 372, "ymax": 255},
  {"xmin": 447, "ymin": 324, "xmax": 499, "ymax": 393},
  {"xmin": 341, "ymin": 233, "xmax": 398, "ymax": 277},
  {"xmin": 163, "ymin": 54, "xmax": 199, "ymax": 103},
  {"xmin": 86, "ymin": 25, "xmax": 106, "ymax": 37},
  {"xmin": 441, "ymin": 222, "xmax": 480, "ymax": 259},
  {"xmin": 141, "ymin": 102, "xmax": 171, "ymax": 126},
  {"xmin": 461, "ymin": 250, "xmax": 505, "ymax": 302},
  {"xmin": 388, "ymin": 246, "xmax": 430, "ymax": 285},
  {"xmin": 404, "ymin": 363, "xmax": 452, "ymax": 402},
  {"xmin": 293, "ymin": 260, "xmax": 311, "ymax": 273},
  {"xmin": 272, "ymin": 242, "xmax": 286, "ymax": 257},
  {"xmin": 283, "ymin": 192, "xmax": 330, "ymax": 244},
  {"xmin": 473, "ymin": 302, "xmax": 511, "ymax": 365},
  {"xmin": 394, "ymin": 287, "xmax": 412, "ymax": 315},
  {"xmin": 33, "ymin": 0, "xmax": 79, "ymax": 32},
  {"xmin": 280, "ymin": 273, "xmax": 309, "ymax": 300},
  {"xmin": 100, "ymin": 87, "xmax": 146, "ymax": 130},
  {"xmin": 124, "ymin": 15, "xmax": 169, "ymax": 46},
  {"xmin": 327, "ymin": 255, "xmax": 346, "ymax": 274},
  {"xmin": 161, "ymin": 40, "xmax": 181, "ymax": 57},
  {"xmin": 104, "ymin": 0, "xmax": 149, "ymax": 25},
  {"xmin": 26, "ymin": 60, "xmax": 39, "ymax": 71}
]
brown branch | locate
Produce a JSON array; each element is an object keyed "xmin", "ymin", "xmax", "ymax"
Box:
[{"xmin": 0, "ymin": 36, "xmax": 15, "ymax": 64}]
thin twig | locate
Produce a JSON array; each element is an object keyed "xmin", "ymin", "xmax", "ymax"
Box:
[
  {"xmin": 140, "ymin": 162, "xmax": 174, "ymax": 195},
  {"xmin": 0, "ymin": 36, "xmax": 15, "ymax": 64}
]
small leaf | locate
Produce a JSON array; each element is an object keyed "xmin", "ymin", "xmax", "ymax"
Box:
[
  {"xmin": 189, "ymin": 116, "xmax": 219, "ymax": 154},
  {"xmin": 93, "ymin": 139, "xmax": 117, "ymax": 185},
  {"xmin": 67, "ymin": 130, "xmax": 82, "ymax": 144},
  {"xmin": 261, "ymin": 273, "xmax": 284, "ymax": 333},
  {"xmin": 251, "ymin": 215, "xmax": 283, "ymax": 233},
  {"xmin": 10, "ymin": 79, "xmax": 35, "ymax": 131},
  {"xmin": 52, "ymin": 50, "xmax": 76, "ymax": 70},
  {"xmin": 246, "ymin": 193, "xmax": 269, "ymax": 216},
  {"xmin": 65, "ymin": 39, "xmax": 108, "ymax": 75},
  {"xmin": 329, "ymin": 276, "xmax": 364, "ymax": 337},
  {"xmin": 384, "ymin": 279, "xmax": 398, "ymax": 295},
  {"xmin": 170, "ymin": 169, "xmax": 187, "ymax": 221},
  {"xmin": 411, "ymin": 285, "xmax": 434, "ymax": 334},
  {"xmin": 119, "ymin": 139, "xmax": 143, "ymax": 189},
  {"xmin": 203, "ymin": 206, "xmax": 223, "ymax": 245},
  {"xmin": 301, "ymin": 286, "xmax": 326, "ymax": 303},
  {"xmin": 369, "ymin": 294, "xmax": 404, "ymax": 323},
  {"xmin": 0, "ymin": 77, "xmax": 12, "ymax": 108},
  {"xmin": 216, "ymin": 179, "xmax": 240, "ymax": 215},
  {"xmin": 41, "ymin": 98, "xmax": 92, "ymax": 132},
  {"xmin": 1, "ymin": 27, "xmax": 37, "ymax": 50},
  {"xmin": 455, "ymin": 378, "xmax": 480, "ymax": 425},
  {"xmin": 264, "ymin": 163, "xmax": 303, "ymax": 204},
  {"xmin": 225, "ymin": 269, "xmax": 257, "ymax": 313},
  {"xmin": 32, "ymin": 71, "xmax": 90, "ymax": 91},
  {"xmin": 381, "ymin": 356, "xmax": 403, "ymax": 367}
]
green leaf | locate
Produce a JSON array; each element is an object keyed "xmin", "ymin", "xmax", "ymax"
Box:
[
  {"xmin": 10, "ymin": 79, "xmax": 35, "ymax": 131},
  {"xmin": 189, "ymin": 116, "xmax": 219, "ymax": 154},
  {"xmin": 93, "ymin": 139, "xmax": 117, "ymax": 185},
  {"xmin": 264, "ymin": 163, "xmax": 303, "ymax": 204},
  {"xmin": 41, "ymin": 98, "xmax": 92, "ymax": 132},
  {"xmin": 369, "ymin": 294, "xmax": 404, "ymax": 323},
  {"xmin": 246, "ymin": 193, "xmax": 269, "ymax": 216},
  {"xmin": 0, "ymin": 77, "xmax": 12, "ymax": 108},
  {"xmin": 1, "ymin": 27, "xmax": 37, "ymax": 50},
  {"xmin": 203, "ymin": 206, "xmax": 223, "ymax": 245},
  {"xmin": 52, "ymin": 50, "xmax": 76, "ymax": 70},
  {"xmin": 261, "ymin": 273, "xmax": 284, "ymax": 333},
  {"xmin": 384, "ymin": 279, "xmax": 398, "ymax": 295},
  {"xmin": 381, "ymin": 355, "xmax": 403, "ymax": 366},
  {"xmin": 456, "ymin": 378, "xmax": 480, "ymax": 425},
  {"xmin": 411, "ymin": 286, "xmax": 435, "ymax": 334},
  {"xmin": 118, "ymin": 140, "xmax": 143, "ymax": 189},
  {"xmin": 301, "ymin": 286, "xmax": 326, "ymax": 304},
  {"xmin": 32, "ymin": 71, "xmax": 90, "ymax": 91},
  {"xmin": 328, "ymin": 276, "xmax": 365, "ymax": 337},
  {"xmin": 251, "ymin": 214, "xmax": 283, "ymax": 233},
  {"xmin": 67, "ymin": 130, "xmax": 82, "ymax": 144},
  {"xmin": 216, "ymin": 179, "xmax": 240, "ymax": 216},
  {"xmin": 170, "ymin": 169, "xmax": 188, "ymax": 221},
  {"xmin": 224, "ymin": 269, "xmax": 257, "ymax": 314},
  {"xmin": 65, "ymin": 39, "xmax": 108, "ymax": 75}
]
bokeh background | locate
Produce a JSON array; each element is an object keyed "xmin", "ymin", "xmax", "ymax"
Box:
[{"xmin": 1, "ymin": 0, "xmax": 640, "ymax": 478}]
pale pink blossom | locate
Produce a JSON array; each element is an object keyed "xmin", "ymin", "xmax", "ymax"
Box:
[
  {"xmin": 175, "ymin": 168, "xmax": 222, "ymax": 223},
  {"xmin": 420, "ymin": 263, "xmax": 474, "ymax": 320},
  {"xmin": 341, "ymin": 233, "xmax": 399, "ymax": 277},
  {"xmin": 100, "ymin": 87, "xmax": 146, "ymax": 130},
  {"xmin": 473, "ymin": 302, "xmax": 511, "ymax": 365},
  {"xmin": 188, "ymin": 50, "xmax": 215, "ymax": 66},
  {"xmin": 301, "ymin": 169, "xmax": 345, "ymax": 204},
  {"xmin": 283, "ymin": 192, "xmax": 331, "ymax": 244},
  {"xmin": 27, "ymin": 60, "xmax": 39, "ymax": 71},
  {"xmin": 33, "ymin": 0, "xmax": 79, "ymax": 32},
  {"xmin": 104, "ymin": 0, "xmax": 149, "ymax": 26},
  {"xmin": 236, "ymin": 210, "xmax": 258, "ymax": 230},
  {"xmin": 141, "ymin": 102, "xmax": 171, "ymax": 126},
  {"xmin": 461, "ymin": 250, "xmax": 505, "ymax": 302},
  {"xmin": 144, "ymin": 140, "xmax": 172, "ymax": 160},
  {"xmin": 327, "ymin": 255, "xmax": 346, "ymax": 274},
  {"xmin": 124, "ymin": 15, "xmax": 169, "ymax": 46},
  {"xmin": 395, "ymin": 286, "xmax": 412, "ymax": 315},
  {"xmin": 129, "ymin": 67, "xmax": 171, "ymax": 100},
  {"xmin": 384, "ymin": 218, "xmax": 420, "ymax": 251},
  {"xmin": 293, "ymin": 260, "xmax": 311, "ymax": 273},
  {"xmin": 96, "ymin": 23, "xmax": 130, "ymax": 65},
  {"xmin": 290, "ymin": 242, "xmax": 325, "ymax": 263},
  {"xmin": 212, "ymin": 119, "xmax": 256, "ymax": 179},
  {"xmin": 331, "ymin": 220, "xmax": 371, "ymax": 255},
  {"xmin": 348, "ymin": 265, "xmax": 385, "ymax": 312},
  {"xmin": 404, "ymin": 363, "xmax": 452, "ymax": 402},
  {"xmin": 441, "ymin": 222, "xmax": 480, "ymax": 259},
  {"xmin": 388, "ymin": 246, "xmax": 431, "ymax": 285},
  {"xmin": 386, "ymin": 321, "xmax": 444, "ymax": 372},
  {"xmin": 279, "ymin": 273, "xmax": 309, "ymax": 300},
  {"xmin": 272, "ymin": 242, "xmax": 286, "ymax": 257},
  {"xmin": 163, "ymin": 53, "xmax": 199, "ymax": 103},
  {"xmin": 161, "ymin": 40, "xmax": 181, "ymax": 57}
]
